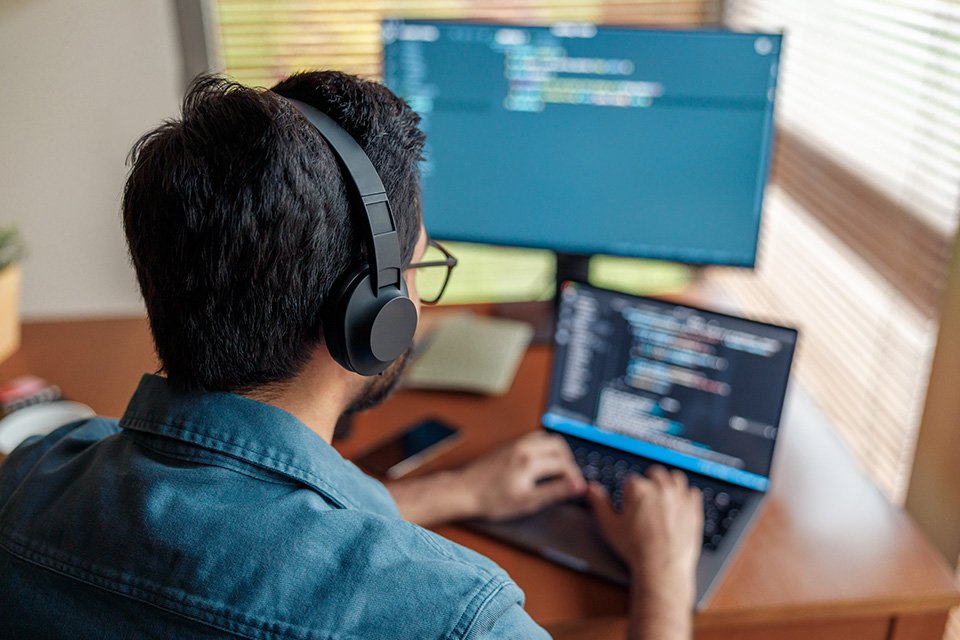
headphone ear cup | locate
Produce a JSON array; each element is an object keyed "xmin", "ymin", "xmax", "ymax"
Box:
[
  {"xmin": 322, "ymin": 269, "xmax": 418, "ymax": 375},
  {"xmin": 321, "ymin": 269, "xmax": 362, "ymax": 373},
  {"xmin": 368, "ymin": 277, "xmax": 418, "ymax": 368}
]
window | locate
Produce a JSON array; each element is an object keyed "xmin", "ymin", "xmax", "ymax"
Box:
[
  {"xmin": 216, "ymin": 1, "xmax": 720, "ymax": 87},
  {"xmin": 713, "ymin": 0, "xmax": 959, "ymax": 502}
]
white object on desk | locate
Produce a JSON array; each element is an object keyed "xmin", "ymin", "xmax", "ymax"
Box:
[
  {"xmin": 405, "ymin": 313, "xmax": 534, "ymax": 395},
  {"xmin": 0, "ymin": 400, "xmax": 95, "ymax": 455}
]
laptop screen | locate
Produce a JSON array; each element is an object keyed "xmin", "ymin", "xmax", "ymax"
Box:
[{"xmin": 543, "ymin": 282, "xmax": 797, "ymax": 492}]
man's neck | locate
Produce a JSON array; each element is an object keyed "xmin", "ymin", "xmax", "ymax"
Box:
[{"xmin": 240, "ymin": 353, "xmax": 353, "ymax": 444}]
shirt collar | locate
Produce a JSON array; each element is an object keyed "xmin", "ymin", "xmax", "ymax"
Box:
[{"xmin": 118, "ymin": 374, "xmax": 389, "ymax": 512}]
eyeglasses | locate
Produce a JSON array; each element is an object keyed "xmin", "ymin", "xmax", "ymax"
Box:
[{"xmin": 406, "ymin": 238, "xmax": 458, "ymax": 305}]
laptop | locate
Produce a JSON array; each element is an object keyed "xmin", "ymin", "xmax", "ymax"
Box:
[{"xmin": 469, "ymin": 281, "xmax": 798, "ymax": 608}]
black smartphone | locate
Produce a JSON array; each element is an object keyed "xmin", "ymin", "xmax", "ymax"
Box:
[{"xmin": 354, "ymin": 418, "xmax": 461, "ymax": 479}]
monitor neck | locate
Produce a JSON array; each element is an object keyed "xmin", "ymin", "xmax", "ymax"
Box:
[
  {"xmin": 493, "ymin": 251, "xmax": 702, "ymax": 343},
  {"xmin": 555, "ymin": 252, "xmax": 591, "ymax": 292},
  {"xmin": 492, "ymin": 251, "xmax": 592, "ymax": 344}
]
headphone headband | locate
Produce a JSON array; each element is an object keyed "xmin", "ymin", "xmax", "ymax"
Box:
[
  {"xmin": 285, "ymin": 98, "xmax": 402, "ymax": 292},
  {"xmin": 280, "ymin": 94, "xmax": 418, "ymax": 376}
]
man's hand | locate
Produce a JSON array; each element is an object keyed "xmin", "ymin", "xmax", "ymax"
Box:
[
  {"xmin": 586, "ymin": 466, "xmax": 703, "ymax": 640},
  {"xmin": 456, "ymin": 431, "xmax": 587, "ymax": 521},
  {"xmin": 387, "ymin": 432, "xmax": 585, "ymax": 527}
]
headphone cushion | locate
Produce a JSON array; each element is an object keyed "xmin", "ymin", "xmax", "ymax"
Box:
[{"xmin": 323, "ymin": 270, "xmax": 417, "ymax": 375}]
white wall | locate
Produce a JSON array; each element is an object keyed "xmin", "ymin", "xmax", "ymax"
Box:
[{"xmin": 0, "ymin": 0, "xmax": 183, "ymax": 318}]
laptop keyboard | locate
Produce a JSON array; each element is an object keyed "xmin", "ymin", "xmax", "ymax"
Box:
[{"xmin": 572, "ymin": 446, "xmax": 744, "ymax": 551}]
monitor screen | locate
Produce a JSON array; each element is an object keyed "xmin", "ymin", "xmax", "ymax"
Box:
[
  {"xmin": 382, "ymin": 21, "xmax": 781, "ymax": 266},
  {"xmin": 542, "ymin": 282, "xmax": 796, "ymax": 491}
]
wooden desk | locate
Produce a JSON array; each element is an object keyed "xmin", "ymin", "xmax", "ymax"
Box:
[{"xmin": 2, "ymin": 316, "xmax": 957, "ymax": 639}]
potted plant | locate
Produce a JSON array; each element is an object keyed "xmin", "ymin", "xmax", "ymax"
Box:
[{"xmin": 0, "ymin": 227, "xmax": 25, "ymax": 363}]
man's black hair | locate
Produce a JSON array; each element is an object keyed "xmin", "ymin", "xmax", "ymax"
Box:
[{"xmin": 122, "ymin": 71, "xmax": 425, "ymax": 392}]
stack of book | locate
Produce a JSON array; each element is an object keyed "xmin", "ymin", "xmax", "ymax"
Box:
[{"xmin": 0, "ymin": 375, "xmax": 62, "ymax": 417}]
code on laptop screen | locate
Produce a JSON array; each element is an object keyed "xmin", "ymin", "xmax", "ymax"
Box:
[{"xmin": 543, "ymin": 282, "xmax": 797, "ymax": 491}]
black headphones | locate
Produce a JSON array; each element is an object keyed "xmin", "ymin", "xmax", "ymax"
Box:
[{"xmin": 285, "ymin": 97, "xmax": 418, "ymax": 376}]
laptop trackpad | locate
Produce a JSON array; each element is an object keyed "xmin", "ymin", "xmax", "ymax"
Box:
[{"xmin": 467, "ymin": 501, "xmax": 630, "ymax": 586}]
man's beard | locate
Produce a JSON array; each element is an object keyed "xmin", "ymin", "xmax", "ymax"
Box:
[{"xmin": 340, "ymin": 348, "xmax": 412, "ymax": 419}]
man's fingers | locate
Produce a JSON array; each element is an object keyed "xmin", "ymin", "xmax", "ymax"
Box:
[
  {"xmin": 514, "ymin": 434, "xmax": 586, "ymax": 501},
  {"xmin": 525, "ymin": 445, "xmax": 586, "ymax": 493},
  {"xmin": 688, "ymin": 486, "xmax": 705, "ymax": 526},
  {"xmin": 586, "ymin": 482, "xmax": 618, "ymax": 534},
  {"xmin": 623, "ymin": 472, "xmax": 653, "ymax": 502},
  {"xmin": 520, "ymin": 433, "xmax": 578, "ymax": 466},
  {"xmin": 671, "ymin": 469, "xmax": 689, "ymax": 489},
  {"xmin": 512, "ymin": 433, "xmax": 585, "ymax": 480},
  {"xmin": 528, "ymin": 444, "xmax": 575, "ymax": 473},
  {"xmin": 688, "ymin": 485, "xmax": 703, "ymax": 505},
  {"xmin": 528, "ymin": 475, "xmax": 584, "ymax": 511},
  {"xmin": 647, "ymin": 465, "xmax": 671, "ymax": 486}
]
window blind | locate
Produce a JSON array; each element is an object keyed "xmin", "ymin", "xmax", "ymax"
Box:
[
  {"xmin": 215, "ymin": 0, "xmax": 720, "ymax": 88},
  {"xmin": 716, "ymin": 0, "xmax": 960, "ymax": 502},
  {"xmin": 709, "ymin": 188, "xmax": 939, "ymax": 501},
  {"xmin": 728, "ymin": 0, "xmax": 960, "ymax": 236}
]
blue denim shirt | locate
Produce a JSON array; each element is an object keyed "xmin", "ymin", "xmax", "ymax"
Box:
[{"xmin": 0, "ymin": 374, "xmax": 549, "ymax": 639}]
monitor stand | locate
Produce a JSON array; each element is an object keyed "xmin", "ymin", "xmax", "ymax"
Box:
[{"xmin": 493, "ymin": 252, "xmax": 590, "ymax": 344}]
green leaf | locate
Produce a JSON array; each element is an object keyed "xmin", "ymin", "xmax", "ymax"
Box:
[{"xmin": 0, "ymin": 226, "xmax": 26, "ymax": 271}]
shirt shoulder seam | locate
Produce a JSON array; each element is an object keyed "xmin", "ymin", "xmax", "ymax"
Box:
[
  {"xmin": 404, "ymin": 523, "xmax": 504, "ymax": 583},
  {"xmin": 121, "ymin": 414, "xmax": 359, "ymax": 510},
  {"xmin": 120, "ymin": 431, "xmax": 294, "ymax": 487}
]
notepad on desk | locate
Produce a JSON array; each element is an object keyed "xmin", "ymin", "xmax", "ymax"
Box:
[{"xmin": 404, "ymin": 313, "xmax": 534, "ymax": 395}]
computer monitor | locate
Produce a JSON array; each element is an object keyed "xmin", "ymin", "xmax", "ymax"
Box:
[{"xmin": 382, "ymin": 20, "xmax": 782, "ymax": 277}]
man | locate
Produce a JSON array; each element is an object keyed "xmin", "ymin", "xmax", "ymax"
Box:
[{"xmin": 0, "ymin": 71, "xmax": 702, "ymax": 639}]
